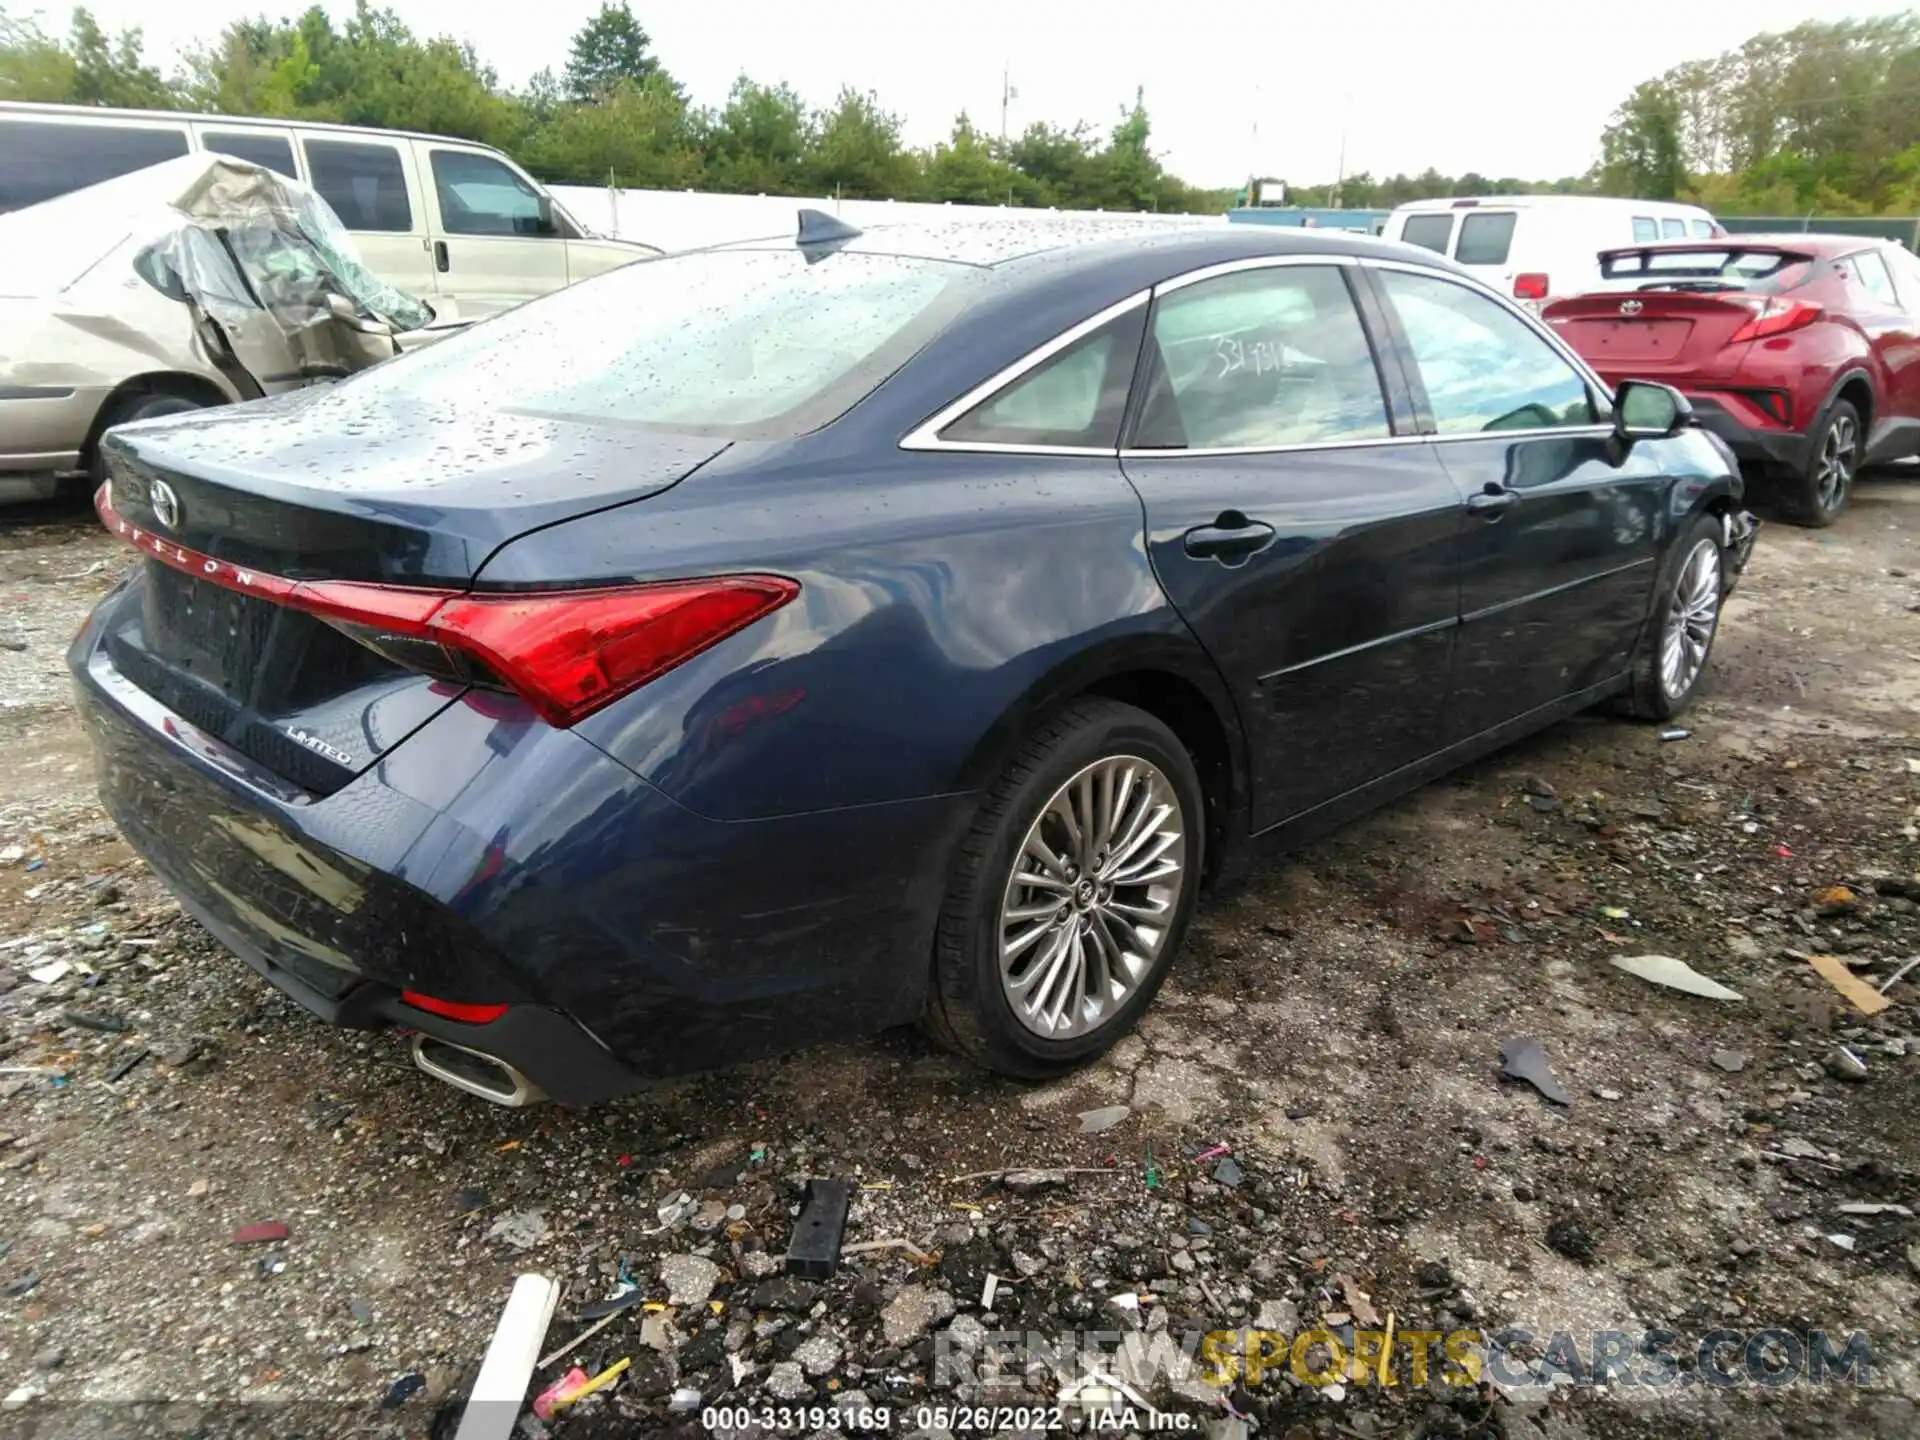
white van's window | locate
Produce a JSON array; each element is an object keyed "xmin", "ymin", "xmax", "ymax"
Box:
[
  {"xmin": 1632, "ymin": 217, "xmax": 1658, "ymax": 242},
  {"xmin": 1400, "ymin": 214, "xmax": 1453, "ymax": 254},
  {"xmin": 1660, "ymin": 218, "xmax": 1687, "ymax": 239},
  {"xmin": 203, "ymin": 131, "xmax": 296, "ymax": 179},
  {"xmin": 429, "ymin": 150, "xmax": 550, "ymax": 236},
  {"xmin": 1690, "ymin": 219, "xmax": 1714, "ymax": 238},
  {"xmin": 304, "ymin": 139, "xmax": 412, "ymax": 232},
  {"xmin": 1455, "ymin": 212, "xmax": 1517, "ymax": 265},
  {"xmin": 0, "ymin": 120, "xmax": 188, "ymax": 213}
]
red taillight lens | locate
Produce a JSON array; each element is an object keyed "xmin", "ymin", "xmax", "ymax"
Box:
[
  {"xmin": 1728, "ymin": 296, "xmax": 1822, "ymax": 344},
  {"xmin": 1512, "ymin": 273, "xmax": 1550, "ymax": 301},
  {"xmin": 431, "ymin": 579, "xmax": 799, "ymax": 727},
  {"xmin": 95, "ymin": 489, "xmax": 800, "ymax": 727},
  {"xmin": 298, "ymin": 575, "xmax": 798, "ymax": 727},
  {"xmin": 400, "ymin": 990, "xmax": 508, "ymax": 1025}
]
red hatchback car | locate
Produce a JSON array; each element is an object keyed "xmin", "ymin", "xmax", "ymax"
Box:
[{"xmin": 1544, "ymin": 235, "xmax": 1920, "ymax": 526}]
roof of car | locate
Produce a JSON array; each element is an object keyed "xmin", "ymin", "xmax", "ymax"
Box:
[
  {"xmin": 1392, "ymin": 194, "xmax": 1710, "ymax": 212},
  {"xmin": 721, "ymin": 214, "xmax": 1442, "ymax": 272}
]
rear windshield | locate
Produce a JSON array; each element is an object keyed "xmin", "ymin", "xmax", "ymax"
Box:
[
  {"xmin": 1600, "ymin": 247, "xmax": 1813, "ymax": 294},
  {"xmin": 348, "ymin": 247, "xmax": 984, "ymax": 438}
]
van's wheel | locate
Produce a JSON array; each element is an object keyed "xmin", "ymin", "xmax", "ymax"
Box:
[
  {"xmin": 923, "ymin": 698, "xmax": 1203, "ymax": 1078},
  {"xmin": 1620, "ymin": 510, "xmax": 1726, "ymax": 721},
  {"xmin": 86, "ymin": 393, "xmax": 206, "ymax": 487},
  {"xmin": 1775, "ymin": 399, "xmax": 1859, "ymax": 528}
]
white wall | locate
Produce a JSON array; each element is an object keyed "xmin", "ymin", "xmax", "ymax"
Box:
[{"xmin": 548, "ymin": 184, "xmax": 1225, "ymax": 252}]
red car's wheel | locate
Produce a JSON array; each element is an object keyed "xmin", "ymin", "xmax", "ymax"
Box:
[{"xmin": 1778, "ymin": 399, "xmax": 1860, "ymax": 528}]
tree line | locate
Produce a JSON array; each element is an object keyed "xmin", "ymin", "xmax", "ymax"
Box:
[
  {"xmin": 1599, "ymin": 15, "xmax": 1920, "ymax": 215},
  {"xmin": 0, "ymin": 1, "xmax": 1240, "ymax": 212}
]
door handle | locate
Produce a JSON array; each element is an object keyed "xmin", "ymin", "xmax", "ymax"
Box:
[
  {"xmin": 434, "ymin": 240, "xmax": 450, "ymax": 273},
  {"xmin": 1182, "ymin": 513, "xmax": 1276, "ymax": 564},
  {"xmin": 1467, "ymin": 484, "xmax": 1518, "ymax": 519}
]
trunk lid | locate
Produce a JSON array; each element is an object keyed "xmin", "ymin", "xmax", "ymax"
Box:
[
  {"xmin": 1542, "ymin": 291, "xmax": 1765, "ymax": 378},
  {"xmin": 95, "ymin": 391, "xmax": 731, "ymax": 793}
]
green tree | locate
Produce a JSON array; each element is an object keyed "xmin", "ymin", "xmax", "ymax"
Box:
[
  {"xmin": 921, "ymin": 112, "xmax": 1024, "ymax": 204},
  {"xmin": 0, "ymin": 11, "xmax": 77, "ymax": 101},
  {"xmin": 703, "ymin": 76, "xmax": 812, "ymax": 194},
  {"xmin": 563, "ymin": 1, "xmax": 656, "ymax": 103},
  {"xmin": 521, "ymin": 72, "xmax": 698, "ymax": 187},
  {"xmin": 66, "ymin": 6, "xmax": 175, "ymax": 109},
  {"xmin": 1005, "ymin": 121, "xmax": 1098, "ymax": 206},
  {"xmin": 805, "ymin": 87, "xmax": 917, "ymax": 198},
  {"xmin": 1600, "ymin": 80, "xmax": 1687, "ymax": 199}
]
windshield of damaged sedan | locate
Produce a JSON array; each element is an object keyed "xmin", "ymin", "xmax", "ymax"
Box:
[{"xmin": 351, "ymin": 247, "xmax": 986, "ymax": 438}]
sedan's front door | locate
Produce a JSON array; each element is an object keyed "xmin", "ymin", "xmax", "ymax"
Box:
[
  {"xmin": 1122, "ymin": 260, "xmax": 1467, "ymax": 832},
  {"xmin": 1368, "ymin": 266, "xmax": 1667, "ymax": 742}
]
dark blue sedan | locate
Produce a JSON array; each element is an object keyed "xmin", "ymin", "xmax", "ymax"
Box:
[{"xmin": 69, "ymin": 215, "xmax": 1756, "ymax": 1105}]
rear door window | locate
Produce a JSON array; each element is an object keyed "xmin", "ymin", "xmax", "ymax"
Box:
[
  {"xmin": 1632, "ymin": 217, "xmax": 1658, "ymax": 242},
  {"xmin": 1399, "ymin": 214, "xmax": 1454, "ymax": 254},
  {"xmin": 1844, "ymin": 251, "xmax": 1900, "ymax": 308},
  {"xmin": 202, "ymin": 131, "xmax": 297, "ymax": 178},
  {"xmin": 0, "ymin": 120, "xmax": 189, "ymax": 212},
  {"xmin": 303, "ymin": 139, "xmax": 412, "ymax": 232},
  {"xmin": 1455, "ymin": 212, "xmax": 1517, "ymax": 265},
  {"xmin": 943, "ymin": 313, "xmax": 1142, "ymax": 448},
  {"xmin": 1132, "ymin": 265, "xmax": 1391, "ymax": 450}
]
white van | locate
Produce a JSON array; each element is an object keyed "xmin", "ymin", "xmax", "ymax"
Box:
[
  {"xmin": 0, "ymin": 102, "xmax": 660, "ymax": 319},
  {"xmin": 1385, "ymin": 196, "xmax": 1723, "ymax": 309}
]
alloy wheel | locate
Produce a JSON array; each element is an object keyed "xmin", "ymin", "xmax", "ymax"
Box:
[
  {"xmin": 1814, "ymin": 413, "xmax": 1857, "ymax": 515},
  {"xmin": 1660, "ymin": 538, "xmax": 1722, "ymax": 701},
  {"xmin": 997, "ymin": 755, "xmax": 1186, "ymax": 1040}
]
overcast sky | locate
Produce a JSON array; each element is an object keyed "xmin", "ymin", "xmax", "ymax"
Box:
[{"xmin": 35, "ymin": 0, "xmax": 1914, "ymax": 186}]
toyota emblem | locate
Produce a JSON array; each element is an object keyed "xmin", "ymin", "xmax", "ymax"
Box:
[
  {"xmin": 149, "ymin": 479, "xmax": 181, "ymax": 530},
  {"xmin": 1619, "ymin": 299, "xmax": 1644, "ymax": 316}
]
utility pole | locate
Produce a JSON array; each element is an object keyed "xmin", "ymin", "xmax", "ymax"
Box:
[
  {"xmin": 1000, "ymin": 66, "xmax": 1016, "ymax": 143},
  {"xmin": 1332, "ymin": 89, "xmax": 1352, "ymax": 209}
]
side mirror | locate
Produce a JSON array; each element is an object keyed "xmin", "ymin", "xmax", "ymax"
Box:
[
  {"xmin": 1614, "ymin": 379, "xmax": 1691, "ymax": 439},
  {"xmin": 537, "ymin": 194, "xmax": 556, "ymax": 236}
]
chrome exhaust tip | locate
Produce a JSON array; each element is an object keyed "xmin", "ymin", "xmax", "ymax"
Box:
[{"xmin": 410, "ymin": 1033, "xmax": 546, "ymax": 1107}]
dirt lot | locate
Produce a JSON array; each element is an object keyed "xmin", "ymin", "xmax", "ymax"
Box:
[{"xmin": 0, "ymin": 479, "xmax": 1916, "ymax": 1440}]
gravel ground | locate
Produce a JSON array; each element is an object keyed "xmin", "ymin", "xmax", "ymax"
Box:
[{"xmin": 0, "ymin": 477, "xmax": 1916, "ymax": 1440}]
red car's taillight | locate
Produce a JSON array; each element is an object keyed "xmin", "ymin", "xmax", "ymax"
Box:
[
  {"xmin": 1727, "ymin": 296, "xmax": 1823, "ymax": 344},
  {"xmin": 1512, "ymin": 272, "xmax": 1550, "ymax": 301},
  {"xmin": 95, "ymin": 486, "xmax": 799, "ymax": 728}
]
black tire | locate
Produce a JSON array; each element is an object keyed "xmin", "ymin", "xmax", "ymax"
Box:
[
  {"xmin": 86, "ymin": 392, "xmax": 206, "ymax": 487},
  {"xmin": 923, "ymin": 698, "xmax": 1205, "ymax": 1078},
  {"xmin": 1620, "ymin": 510, "xmax": 1727, "ymax": 721},
  {"xmin": 1774, "ymin": 398, "xmax": 1860, "ymax": 529}
]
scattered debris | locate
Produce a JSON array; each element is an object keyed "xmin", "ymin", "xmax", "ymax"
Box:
[
  {"xmin": 106, "ymin": 1048, "xmax": 149, "ymax": 1083},
  {"xmin": 60, "ymin": 1006, "xmax": 127, "ymax": 1033},
  {"xmin": 1498, "ymin": 1036, "xmax": 1570, "ymax": 1105},
  {"xmin": 231, "ymin": 1221, "xmax": 290, "ymax": 1246},
  {"xmin": 380, "ymin": 1373, "xmax": 425, "ymax": 1409},
  {"xmin": 1076, "ymin": 1105, "xmax": 1129, "ymax": 1134},
  {"xmin": 1000, "ymin": 1168, "xmax": 1069, "ymax": 1195},
  {"xmin": 1838, "ymin": 1202, "xmax": 1914, "ymax": 1218},
  {"xmin": 1710, "ymin": 1049, "xmax": 1749, "ymax": 1073},
  {"xmin": 1212, "ymin": 1156, "xmax": 1244, "ymax": 1188},
  {"xmin": 1609, "ymin": 953, "xmax": 1743, "ymax": 1000},
  {"xmin": 1545, "ymin": 1217, "xmax": 1596, "ymax": 1263},
  {"xmin": 1806, "ymin": 954, "xmax": 1893, "ymax": 1015},
  {"xmin": 26, "ymin": 961, "xmax": 70, "ymax": 986},
  {"xmin": 658, "ymin": 1254, "xmax": 721, "ymax": 1306},
  {"xmin": 785, "ymin": 1177, "xmax": 851, "ymax": 1279},
  {"xmin": 486, "ymin": 1210, "xmax": 551, "ymax": 1251},
  {"xmin": 1825, "ymin": 1046, "xmax": 1869, "ymax": 1082},
  {"xmin": 1659, "ymin": 728, "xmax": 1691, "ymax": 742}
]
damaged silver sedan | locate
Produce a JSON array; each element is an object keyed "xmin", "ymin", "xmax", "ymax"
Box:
[{"xmin": 0, "ymin": 152, "xmax": 460, "ymax": 503}]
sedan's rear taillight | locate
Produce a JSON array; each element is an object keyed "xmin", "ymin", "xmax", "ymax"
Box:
[
  {"xmin": 95, "ymin": 485, "xmax": 798, "ymax": 727},
  {"xmin": 1727, "ymin": 296, "xmax": 1823, "ymax": 343},
  {"xmin": 304, "ymin": 577, "xmax": 800, "ymax": 727}
]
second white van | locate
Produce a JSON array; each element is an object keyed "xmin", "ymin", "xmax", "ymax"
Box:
[
  {"xmin": 1385, "ymin": 196, "xmax": 1723, "ymax": 309},
  {"xmin": 0, "ymin": 102, "xmax": 661, "ymax": 319}
]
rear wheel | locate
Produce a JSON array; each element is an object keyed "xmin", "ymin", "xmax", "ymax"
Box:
[
  {"xmin": 1620, "ymin": 511, "xmax": 1726, "ymax": 721},
  {"xmin": 86, "ymin": 392, "xmax": 207, "ymax": 488},
  {"xmin": 1776, "ymin": 399, "xmax": 1859, "ymax": 528},
  {"xmin": 923, "ymin": 698, "xmax": 1203, "ymax": 1078}
]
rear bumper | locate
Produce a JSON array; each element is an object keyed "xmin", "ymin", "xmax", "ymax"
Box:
[
  {"xmin": 67, "ymin": 574, "xmax": 962, "ymax": 1100},
  {"xmin": 1685, "ymin": 394, "xmax": 1813, "ymax": 475}
]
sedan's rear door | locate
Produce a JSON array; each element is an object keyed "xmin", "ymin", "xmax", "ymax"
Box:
[{"xmin": 1121, "ymin": 258, "xmax": 1467, "ymax": 832}]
